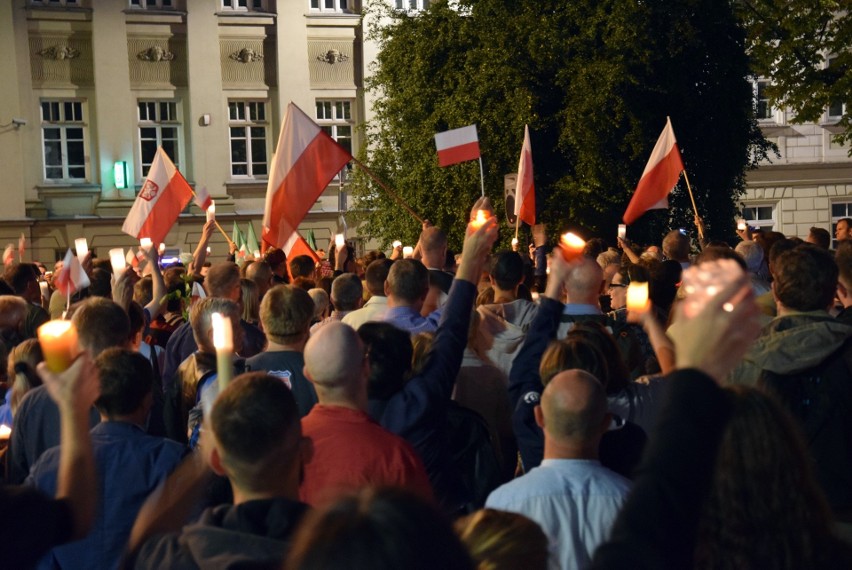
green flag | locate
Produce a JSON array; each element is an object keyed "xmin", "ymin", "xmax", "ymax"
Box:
[
  {"xmin": 231, "ymin": 221, "xmax": 245, "ymax": 253},
  {"xmin": 245, "ymin": 221, "xmax": 260, "ymax": 257},
  {"xmin": 306, "ymin": 229, "xmax": 317, "ymax": 251}
]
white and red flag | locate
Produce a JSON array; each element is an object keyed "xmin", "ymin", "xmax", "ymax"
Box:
[
  {"xmin": 623, "ymin": 117, "xmax": 685, "ymax": 225},
  {"xmin": 193, "ymin": 185, "xmax": 212, "ymax": 212},
  {"xmin": 18, "ymin": 233, "xmax": 26, "ymax": 261},
  {"xmin": 262, "ymin": 103, "xmax": 352, "ymax": 250},
  {"xmin": 122, "ymin": 147, "xmax": 194, "ymax": 245},
  {"xmin": 434, "ymin": 125, "xmax": 480, "ymax": 167},
  {"xmin": 282, "ymin": 231, "xmax": 319, "ymax": 281},
  {"xmin": 514, "ymin": 125, "xmax": 536, "ymax": 226},
  {"xmin": 55, "ymin": 249, "xmax": 90, "ymax": 296},
  {"xmin": 2, "ymin": 245, "xmax": 13, "ymax": 266}
]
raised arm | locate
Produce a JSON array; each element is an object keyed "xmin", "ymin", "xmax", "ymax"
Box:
[
  {"xmin": 140, "ymin": 245, "xmax": 166, "ymax": 321},
  {"xmin": 188, "ymin": 220, "xmax": 216, "ymax": 277}
]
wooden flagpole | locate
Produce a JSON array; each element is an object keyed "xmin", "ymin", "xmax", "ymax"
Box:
[
  {"xmin": 680, "ymin": 170, "xmax": 704, "ymax": 240},
  {"xmin": 478, "ymin": 157, "xmax": 486, "ymax": 198},
  {"xmin": 187, "ymin": 187, "xmax": 234, "ymax": 246},
  {"xmin": 350, "ymin": 157, "xmax": 425, "ymax": 224}
]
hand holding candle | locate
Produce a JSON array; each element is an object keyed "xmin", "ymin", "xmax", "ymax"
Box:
[
  {"xmin": 559, "ymin": 232, "xmax": 586, "ymax": 262},
  {"xmin": 626, "ymin": 281, "xmax": 651, "ymax": 314},
  {"xmin": 206, "ymin": 201, "xmax": 216, "ymax": 223},
  {"xmin": 109, "ymin": 248, "xmax": 127, "ymax": 282},
  {"xmin": 212, "ymin": 312, "xmax": 233, "ymax": 391},
  {"xmin": 74, "ymin": 238, "xmax": 88, "ymax": 259},
  {"xmin": 470, "ymin": 209, "xmax": 490, "ymax": 230},
  {"xmin": 38, "ymin": 320, "xmax": 79, "ymax": 373},
  {"xmin": 402, "ymin": 246, "xmax": 414, "ymax": 258}
]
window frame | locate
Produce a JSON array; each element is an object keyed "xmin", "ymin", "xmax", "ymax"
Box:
[
  {"xmin": 29, "ymin": 0, "xmax": 81, "ymax": 6},
  {"xmin": 753, "ymin": 78, "xmax": 775, "ymax": 122},
  {"xmin": 137, "ymin": 100, "xmax": 181, "ymax": 179},
  {"xmin": 227, "ymin": 100, "xmax": 269, "ymax": 180},
  {"xmin": 40, "ymin": 99, "xmax": 89, "ymax": 183},
  {"xmin": 309, "ymin": 0, "xmax": 350, "ymax": 13},
  {"xmin": 315, "ymin": 99, "xmax": 354, "ymax": 176},
  {"xmin": 128, "ymin": 0, "xmax": 175, "ymax": 9},
  {"xmin": 740, "ymin": 203, "xmax": 776, "ymax": 232},
  {"xmin": 221, "ymin": 0, "xmax": 266, "ymax": 11},
  {"xmin": 395, "ymin": 0, "xmax": 430, "ymax": 11},
  {"xmin": 832, "ymin": 201, "xmax": 852, "ymax": 248}
]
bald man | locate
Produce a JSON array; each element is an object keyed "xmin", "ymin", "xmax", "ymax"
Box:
[
  {"xmin": 556, "ymin": 256, "xmax": 606, "ymax": 338},
  {"xmin": 298, "ymin": 322, "xmax": 432, "ymax": 505},
  {"xmin": 486, "ymin": 370, "xmax": 631, "ymax": 570}
]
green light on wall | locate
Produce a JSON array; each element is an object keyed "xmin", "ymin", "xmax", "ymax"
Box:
[{"xmin": 114, "ymin": 161, "xmax": 128, "ymax": 190}]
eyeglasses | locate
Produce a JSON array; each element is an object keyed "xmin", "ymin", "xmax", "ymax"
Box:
[{"xmin": 608, "ymin": 283, "xmax": 628, "ymax": 289}]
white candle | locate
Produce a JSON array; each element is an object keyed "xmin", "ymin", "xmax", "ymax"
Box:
[
  {"xmin": 392, "ymin": 240, "xmax": 402, "ymax": 249},
  {"xmin": 158, "ymin": 243, "xmax": 166, "ymax": 255},
  {"xmin": 206, "ymin": 201, "xmax": 216, "ymax": 223},
  {"xmin": 402, "ymin": 246, "xmax": 414, "ymax": 258},
  {"xmin": 206, "ymin": 246, "xmax": 211, "ymax": 254},
  {"xmin": 618, "ymin": 224, "xmax": 627, "ymax": 239},
  {"xmin": 38, "ymin": 320, "xmax": 78, "ymax": 373},
  {"xmin": 109, "ymin": 248, "xmax": 126, "ymax": 281},
  {"xmin": 626, "ymin": 282, "xmax": 651, "ymax": 313},
  {"xmin": 335, "ymin": 234, "xmax": 345, "ymax": 248},
  {"xmin": 560, "ymin": 232, "xmax": 586, "ymax": 262},
  {"xmin": 74, "ymin": 238, "xmax": 88, "ymax": 258},
  {"xmin": 511, "ymin": 237, "xmax": 519, "ymax": 248},
  {"xmin": 211, "ymin": 312, "xmax": 233, "ymax": 390},
  {"xmin": 140, "ymin": 237, "xmax": 153, "ymax": 251}
]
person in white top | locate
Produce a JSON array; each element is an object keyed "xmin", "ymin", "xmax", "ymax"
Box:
[
  {"xmin": 486, "ymin": 369, "xmax": 631, "ymax": 570},
  {"xmin": 342, "ymin": 259, "xmax": 392, "ymax": 331}
]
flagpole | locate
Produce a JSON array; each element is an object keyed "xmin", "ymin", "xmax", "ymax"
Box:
[
  {"xmin": 514, "ymin": 215, "xmax": 520, "ymax": 242},
  {"xmin": 186, "ymin": 183, "xmax": 234, "ymax": 246},
  {"xmin": 680, "ymin": 170, "xmax": 704, "ymax": 240},
  {"xmin": 349, "ymin": 157, "xmax": 425, "ymax": 224},
  {"xmin": 478, "ymin": 157, "xmax": 486, "ymax": 198}
]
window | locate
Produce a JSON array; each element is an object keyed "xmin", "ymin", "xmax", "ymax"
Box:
[
  {"xmin": 138, "ymin": 101, "xmax": 180, "ymax": 177},
  {"xmin": 221, "ymin": 0, "xmax": 265, "ymax": 10},
  {"xmin": 129, "ymin": 0, "xmax": 174, "ymax": 8},
  {"xmin": 832, "ymin": 201, "xmax": 852, "ymax": 248},
  {"xmin": 309, "ymin": 0, "xmax": 349, "ymax": 13},
  {"xmin": 827, "ymin": 57, "xmax": 846, "ymax": 120},
  {"xmin": 41, "ymin": 100, "xmax": 87, "ymax": 181},
  {"xmin": 29, "ymin": 0, "xmax": 79, "ymax": 6},
  {"xmin": 754, "ymin": 79, "xmax": 773, "ymax": 121},
  {"xmin": 396, "ymin": 0, "xmax": 430, "ymax": 10},
  {"xmin": 316, "ymin": 100, "xmax": 353, "ymax": 157},
  {"xmin": 741, "ymin": 204, "xmax": 775, "ymax": 231},
  {"xmin": 228, "ymin": 101, "xmax": 268, "ymax": 178}
]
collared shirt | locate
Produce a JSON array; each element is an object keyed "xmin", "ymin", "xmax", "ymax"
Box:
[
  {"xmin": 310, "ymin": 310, "xmax": 351, "ymax": 335},
  {"xmin": 26, "ymin": 421, "xmax": 184, "ymax": 570},
  {"xmin": 341, "ymin": 295, "xmax": 388, "ymax": 330},
  {"xmin": 486, "ymin": 458, "xmax": 631, "ymax": 570},
  {"xmin": 378, "ymin": 305, "xmax": 442, "ymax": 335},
  {"xmin": 300, "ymin": 405, "xmax": 432, "ymax": 506}
]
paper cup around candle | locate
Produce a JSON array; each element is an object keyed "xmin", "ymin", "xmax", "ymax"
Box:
[
  {"xmin": 618, "ymin": 224, "xmax": 627, "ymax": 240},
  {"xmin": 212, "ymin": 312, "xmax": 234, "ymax": 391},
  {"xmin": 140, "ymin": 237, "xmax": 153, "ymax": 251},
  {"xmin": 206, "ymin": 246, "xmax": 211, "ymax": 254},
  {"xmin": 74, "ymin": 238, "xmax": 88, "ymax": 258},
  {"xmin": 511, "ymin": 237, "xmax": 519, "ymax": 247},
  {"xmin": 737, "ymin": 221, "xmax": 747, "ymax": 231},
  {"xmin": 158, "ymin": 243, "xmax": 166, "ymax": 255},
  {"xmin": 109, "ymin": 248, "xmax": 126, "ymax": 280},
  {"xmin": 559, "ymin": 232, "xmax": 586, "ymax": 262},
  {"xmin": 402, "ymin": 246, "xmax": 414, "ymax": 258},
  {"xmin": 38, "ymin": 320, "xmax": 78, "ymax": 373},
  {"xmin": 334, "ymin": 234, "xmax": 345, "ymax": 249},
  {"xmin": 470, "ymin": 209, "xmax": 489, "ymax": 230},
  {"xmin": 392, "ymin": 240, "xmax": 402, "ymax": 249},
  {"xmin": 626, "ymin": 282, "xmax": 651, "ymax": 313}
]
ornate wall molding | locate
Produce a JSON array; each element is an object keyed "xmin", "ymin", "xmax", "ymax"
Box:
[
  {"xmin": 137, "ymin": 46, "xmax": 175, "ymax": 62},
  {"xmin": 308, "ymin": 40, "xmax": 354, "ymax": 88},
  {"xmin": 220, "ymin": 39, "xmax": 273, "ymax": 88},
  {"xmin": 37, "ymin": 45, "xmax": 80, "ymax": 60},
  {"xmin": 29, "ymin": 33, "xmax": 93, "ymax": 88},
  {"xmin": 229, "ymin": 47, "xmax": 263, "ymax": 63}
]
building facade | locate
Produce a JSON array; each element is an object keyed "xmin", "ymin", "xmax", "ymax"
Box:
[{"xmin": 0, "ymin": 0, "xmax": 366, "ymax": 263}]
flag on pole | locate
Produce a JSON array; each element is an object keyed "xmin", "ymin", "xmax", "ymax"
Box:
[
  {"xmin": 18, "ymin": 233, "xmax": 26, "ymax": 261},
  {"xmin": 434, "ymin": 125, "xmax": 480, "ymax": 167},
  {"xmin": 514, "ymin": 125, "xmax": 536, "ymax": 227},
  {"xmin": 122, "ymin": 147, "xmax": 194, "ymax": 245},
  {"xmin": 262, "ymin": 102, "xmax": 352, "ymax": 250},
  {"xmin": 231, "ymin": 221, "xmax": 246, "ymax": 258},
  {"xmin": 193, "ymin": 185, "xmax": 212, "ymax": 211},
  {"xmin": 245, "ymin": 222, "xmax": 260, "ymax": 258},
  {"xmin": 283, "ymin": 231, "xmax": 319, "ymax": 281},
  {"xmin": 55, "ymin": 249, "xmax": 90, "ymax": 296},
  {"xmin": 306, "ymin": 229, "xmax": 317, "ymax": 251},
  {"xmin": 623, "ymin": 117, "xmax": 685, "ymax": 225},
  {"xmin": 2, "ymin": 244, "xmax": 13, "ymax": 266}
]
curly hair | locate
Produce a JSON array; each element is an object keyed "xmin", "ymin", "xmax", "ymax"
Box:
[{"xmin": 694, "ymin": 386, "xmax": 852, "ymax": 569}]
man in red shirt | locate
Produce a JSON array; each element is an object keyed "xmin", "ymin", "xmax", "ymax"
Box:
[{"xmin": 300, "ymin": 321, "xmax": 432, "ymax": 505}]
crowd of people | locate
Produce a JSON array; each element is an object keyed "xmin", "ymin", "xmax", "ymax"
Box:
[{"xmin": 1, "ymin": 207, "xmax": 852, "ymax": 569}]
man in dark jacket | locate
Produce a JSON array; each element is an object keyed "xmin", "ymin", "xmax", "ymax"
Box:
[{"xmin": 127, "ymin": 373, "xmax": 309, "ymax": 569}]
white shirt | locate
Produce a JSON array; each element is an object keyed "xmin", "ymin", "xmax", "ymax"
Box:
[
  {"xmin": 341, "ymin": 295, "xmax": 389, "ymax": 331},
  {"xmin": 486, "ymin": 458, "xmax": 631, "ymax": 570}
]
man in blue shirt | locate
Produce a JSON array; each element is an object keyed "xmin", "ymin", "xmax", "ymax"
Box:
[
  {"xmin": 378, "ymin": 259, "xmax": 442, "ymax": 335},
  {"xmin": 27, "ymin": 348, "xmax": 184, "ymax": 570}
]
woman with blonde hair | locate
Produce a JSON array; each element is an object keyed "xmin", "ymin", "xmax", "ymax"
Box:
[{"xmin": 455, "ymin": 508, "xmax": 549, "ymax": 570}]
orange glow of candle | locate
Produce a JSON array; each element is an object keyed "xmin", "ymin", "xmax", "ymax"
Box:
[
  {"xmin": 140, "ymin": 237, "xmax": 153, "ymax": 251},
  {"xmin": 559, "ymin": 232, "xmax": 586, "ymax": 261},
  {"xmin": 470, "ymin": 209, "xmax": 490, "ymax": 230},
  {"xmin": 212, "ymin": 312, "xmax": 233, "ymax": 390},
  {"xmin": 37, "ymin": 320, "xmax": 79, "ymax": 373},
  {"xmin": 402, "ymin": 246, "xmax": 414, "ymax": 258},
  {"xmin": 626, "ymin": 282, "xmax": 651, "ymax": 313}
]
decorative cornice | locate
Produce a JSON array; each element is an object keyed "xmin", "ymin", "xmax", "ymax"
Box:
[
  {"xmin": 137, "ymin": 46, "xmax": 175, "ymax": 62},
  {"xmin": 229, "ymin": 47, "xmax": 263, "ymax": 63},
  {"xmin": 317, "ymin": 49, "xmax": 349, "ymax": 64},
  {"xmin": 37, "ymin": 45, "xmax": 80, "ymax": 60}
]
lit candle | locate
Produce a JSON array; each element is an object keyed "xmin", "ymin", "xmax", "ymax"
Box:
[
  {"xmin": 392, "ymin": 240, "xmax": 402, "ymax": 249},
  {"xmin": 158, "ymin": 243, "xmax": 166, "ymax": 255},
  {"xmin": 38, "ymin": 320, "xmax": 78, "ymax": 373},
  {"xmin": 206, "ymin": 201, "xmax": 216, "ymax": 223},
  {"xmin": 206, "ymin": 246, "xmax": 211, "ymax": 254},
  {"xmin": 140, "ymin": 237, "xmax": 153, "ymax": 251},
  {"xmin": 402, "ymin": 246, "xmax": 414, "ymax": 258},
  {"xmin": 626, "ymin": 282, "xmax": 651, "ymax": 313},
  {"xmin": 618, "ymin": 224, "xmax": 627, "ymax": 240},
  {"xmin": 335, "ymin": 234, "xmax": 345, "ymax": 249},
  {"xmin": 559, "ymin": 232, "xmax": 586, "ymax": 262},
  {"xmin": 737, "ymin": 220, "xmax": 747, "ymax": 231},
  {"xmin": 470, "ymin": 209, "xmax": 489, "ymax": 230},
  {"xmin": 74, "ymin": 238, "xmax": 88, "ymax": 258},
  {"xmin": 211, "ymin": 312, "xmax": 233, "ymax": 391},
  {"xmin": 0, "ymin": 424, "xmax": 10, "ymax": 439},
  {"xmin": 511, "ymin": 237, "xmax": 519, "ymax": 248},
  {"xmin": 109, "ymin": 248, "xmax": 126, "ymax": 281}
]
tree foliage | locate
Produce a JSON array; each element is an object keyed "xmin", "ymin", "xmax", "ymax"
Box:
[
  {"xmin": 737, "ymin": 1, "xmax": 852, "ymax": 148},
  {"xmin": 352, "ymin": 0, "xmax": 772, "ymax": 251}
]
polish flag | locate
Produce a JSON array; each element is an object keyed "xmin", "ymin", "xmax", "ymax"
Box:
[
  {"xmin": 193, "ymin": 185, "xmax": 212, "ymax": 211},
  {"xmin": 623, "ymin": 117, "xmax": 685, "ymax": 225},
  {"xmin": 18, "ymin": 233, "xmax": 26, "ymax": 261},
  {"xmin": 262, "ymin": 102, "xmax": 352, "ymax": 250},
  {"xmin": 2, "ymin": 244, "xmax": 13, "ymax": 266},
  {"xmin": 514, "ymin": 125, "xmax": 536, "ymax": 226},
  {"xmin": 55, "ymin": 249, "xmax": 90, "ymax": 296},
  {"xmin": 434, "ymin": 125, "xmax": 480, "ymax": 167},
  {"xmin": 282, "ymin": 231, "xmax": 319, "ymax": 281},
  {"xmin": 122, "ymin": 147, "xmax": 194, "ymax": 245}
]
